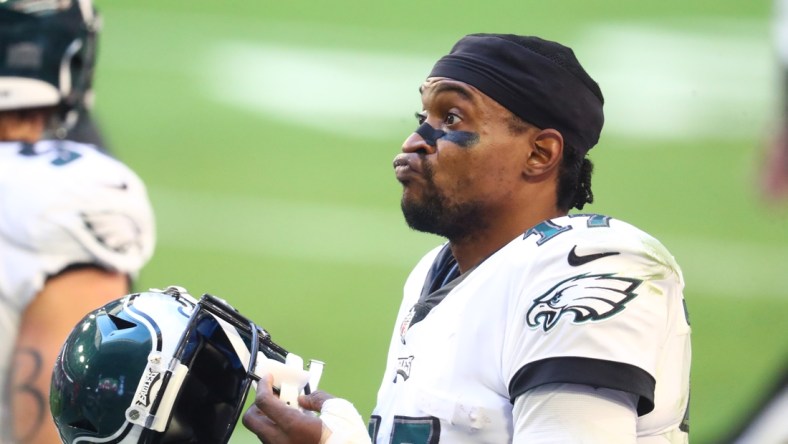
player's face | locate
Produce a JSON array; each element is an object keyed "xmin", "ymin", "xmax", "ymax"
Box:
[{"xmin": 394, "ymin": 78, "xmax": 535, "ymax": 241}]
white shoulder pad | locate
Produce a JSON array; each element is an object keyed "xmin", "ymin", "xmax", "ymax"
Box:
[
  {"xmin": 0, "ymin": 140, "xmax": 155, "ymax": 305},
  {"xmin": 522, "ymin": 214, "xmax": 683, "ymax": 282}
]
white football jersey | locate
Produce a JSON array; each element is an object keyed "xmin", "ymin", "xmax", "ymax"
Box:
[
  {"xmin": 370, "ymin": 215, "xmax": 690, "ymax": 443},
  {"xmin": 0, "ymin": 140, "xmax": 155, "ymax": 437}
]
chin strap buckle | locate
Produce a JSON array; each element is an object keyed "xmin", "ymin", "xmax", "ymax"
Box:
[{"xmin": 253, "ymin": 352, "xmax": 325, "ymax": 409}]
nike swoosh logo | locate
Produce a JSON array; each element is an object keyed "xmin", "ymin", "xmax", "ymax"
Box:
[
  {"xmin": 567, "ymin": 245, "xmax": 620, "ymax": 266},
  {"xmin": 105, "ymin": 182, "xmax": 128, "ymax": 190}
]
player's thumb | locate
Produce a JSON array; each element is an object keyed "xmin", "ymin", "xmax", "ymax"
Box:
[{"xmin": 299, "ymin": 391, "xmax": 335, "ymax": 412}]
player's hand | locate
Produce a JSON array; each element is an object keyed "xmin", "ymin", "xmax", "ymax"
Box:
[
  {"xmin": 299, "ymin": 389, "xmax": 337, "ymax": 413},
  {"xmin": 242, "ymin": 374, "xmax": 331, "ymax": 444}
]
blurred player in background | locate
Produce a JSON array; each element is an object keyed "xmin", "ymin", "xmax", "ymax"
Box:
[
  {"xmin": 762, "ymin": 0, "xmax": 788, "ymax": 201},
  {"xmin": 723, "ymin": 0, "xmax": 788, "ymax": 442},
  {"xmin": 0, "ymin": 1, "xmax": 155, "ymax": 443},
  {"xmin": 55, "ymin": 90, "xmax": 110, "ymax": 149},
  {"xmin": 243, "ymin": 33, "xmax": 691, "ymax": 443}
]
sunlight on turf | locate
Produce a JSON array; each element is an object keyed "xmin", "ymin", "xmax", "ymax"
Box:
[
  {"xmin": 203, "ymin": 42, "xmax": 432, "ymax": 140},
  {"xmin": 577, "ymin": 20, "xmax": 774, "ymax": 141},
  {"xmin": 204, "ymin": 20, "xmax": 774, "ymax": 143}
]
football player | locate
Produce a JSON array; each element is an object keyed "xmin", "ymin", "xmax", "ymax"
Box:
[
  {"xmin": 0, "ymin": 1, "xmax": 155, "ymax": 443},
  {"xmin": 761, "ymin": 0, "xmax": 788, "ymax": 201},
  {"xmin": 243, "ymin": 34, "xmax": 691, "ymax": 443}
]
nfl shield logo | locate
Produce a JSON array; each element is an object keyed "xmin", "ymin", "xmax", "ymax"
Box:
[{"xmin": 400, "ymin": 306, "xmax": 416, "ymax": 344}]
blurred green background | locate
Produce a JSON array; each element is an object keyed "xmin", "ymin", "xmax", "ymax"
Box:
[{"xmin": 91, "ymin": 1, "xmax": 787, "ymax": 442}]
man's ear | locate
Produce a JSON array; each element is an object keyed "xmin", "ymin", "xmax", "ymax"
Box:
[{"xmin": 524, "ymin": 129, "xmax": 563, "ymax": 177}]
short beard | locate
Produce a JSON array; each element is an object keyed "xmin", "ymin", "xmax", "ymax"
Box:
[{"xmin": 400, "ymin": 167, "xmax": 488, "ymax": 242}]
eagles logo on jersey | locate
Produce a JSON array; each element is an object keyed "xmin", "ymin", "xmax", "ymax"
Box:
[
  {"xmin": 81, "ymin": 211, "xmax": 144, "ymax": 254},
  {"xmin": 526, "ymin": 273, "xmax": 642, "ymax": 332}
]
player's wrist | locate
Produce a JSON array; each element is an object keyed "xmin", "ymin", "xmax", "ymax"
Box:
[
  {"xmin": 319, "ymin": 423, "xmax": 333, "ymax": 444},
  {"xmin": 318, "ymin": 398, "xmax": 371, "ymax": 444}
]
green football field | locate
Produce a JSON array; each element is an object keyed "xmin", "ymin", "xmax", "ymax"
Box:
[{"xmin": 91, "ymin": 1, "xmax": 787, "ymax": 442}]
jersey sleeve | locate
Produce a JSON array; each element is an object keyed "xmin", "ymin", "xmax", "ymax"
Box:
[
  {"xmin": 512, "ymin": 383, "xmax": 639, "ymax": 443},
  {"xmin": 503, "ymin": 218, "xmax": 687, "ymax": 417},
  {"xmin": 0, "ymin": 141, "xmax": 156, "ymax": 307}
]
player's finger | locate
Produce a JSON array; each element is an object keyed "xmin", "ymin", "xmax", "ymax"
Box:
[
  {"xmin": 242, "ymin": 404, "xmax": 285, "ymax": 443},
  {"xmin": 298, "ymin": 390, "xmax": 335, "ymax": 412},
  {"xmin": 252, "ymin": 374, "xmax": 301, "ymax": 426}
]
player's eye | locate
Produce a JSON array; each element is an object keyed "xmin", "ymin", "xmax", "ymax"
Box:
[
  {"xmin": 415, "ymin": 112, "xmax": 427, "ymax": 125},
  {"xmin": 444, "ymin": 113, "xmax": 462, "ymax": 126}
]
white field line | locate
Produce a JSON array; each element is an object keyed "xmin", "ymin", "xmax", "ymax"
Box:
[{"xmin": 151, "ymin": 187, "xmax": 787, "ymax": 299}]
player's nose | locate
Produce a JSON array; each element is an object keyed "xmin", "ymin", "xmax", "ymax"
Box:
[{"xmin": 401, "ymin": 130, "xmax": 436, "ymax": 155}]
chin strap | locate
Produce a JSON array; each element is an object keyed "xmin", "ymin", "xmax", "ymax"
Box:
[{"xmin": 252, "ymin": 352, "xmax": 325, "ymax": 408}]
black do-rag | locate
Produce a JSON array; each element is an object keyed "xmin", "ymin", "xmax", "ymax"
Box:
[{"xmin": 428, "ymin": 33, "xmax": 604, "ymax": 155}]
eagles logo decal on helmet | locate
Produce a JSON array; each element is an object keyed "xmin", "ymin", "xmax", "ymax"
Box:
[
  {"xmin": 0, "ymin": 0, "xmax": 100, "ymax": 127},
  {"xmin": 50, "ymin": 286, "xmax": 323, "ymax": 444}
]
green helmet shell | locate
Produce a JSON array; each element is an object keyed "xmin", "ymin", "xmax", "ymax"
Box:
[
  {"xmin": 50, "ymin": 287, "xmax": 279, "ymax": 444},
  {"xmin": 51, "ymin": 299, "xmax": 150, "ymax": 441},
  {"xmin": 51, "ymin": 290, "xmax": 198, "ymax": 443}
]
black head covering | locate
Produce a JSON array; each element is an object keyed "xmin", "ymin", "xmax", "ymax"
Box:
[{"xmin": 428, "ymin": 33, "xmax": 604, "ymax": 155}]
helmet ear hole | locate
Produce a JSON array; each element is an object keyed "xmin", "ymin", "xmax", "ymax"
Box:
[{"xmin": 108, "ymin": 314, "xmax": 136, "ymax": 330}]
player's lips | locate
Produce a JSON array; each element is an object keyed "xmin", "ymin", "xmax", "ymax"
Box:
[{"xmin": 393, "ymin": 154, "xmax": 423, "ymax": 181}]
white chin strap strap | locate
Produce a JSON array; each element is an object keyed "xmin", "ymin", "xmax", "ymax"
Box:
[{"xmin": 210, "ymin": 312, "xmax": 325, "ymax": 408}]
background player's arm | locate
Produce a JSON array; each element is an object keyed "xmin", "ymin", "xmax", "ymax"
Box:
[{"xmin": 10, "ymin": 268, "xmax": 130, "ymax": 444}]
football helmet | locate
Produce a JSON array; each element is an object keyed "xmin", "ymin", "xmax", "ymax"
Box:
[
  {"xmin": 50, "ymin": 286, "xmax": 323, "ymax": 444},
  {"xmin": 0, "ymin": 0, "xmax": 100, "ymax": 123}
]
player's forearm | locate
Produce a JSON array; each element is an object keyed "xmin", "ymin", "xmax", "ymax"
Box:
[
  {"xmin": 11, "ymin": 269, "xmax": 130, "ymax": 444},
  {"xmin": 10, "ymin": 345, "xmax": 60, "ymax": 444}
]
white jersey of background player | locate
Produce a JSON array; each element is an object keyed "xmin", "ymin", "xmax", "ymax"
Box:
[
  {"xmin": 371, "ymin": 214, "xmax": 690, "ymax": 443},
  {"xmin": 0, "ymin": 139, "xmax": 155, "ymax": 440},
  {"xmin": 0, "ymin": 1, "xmax": 155, "ymax": 442}
]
